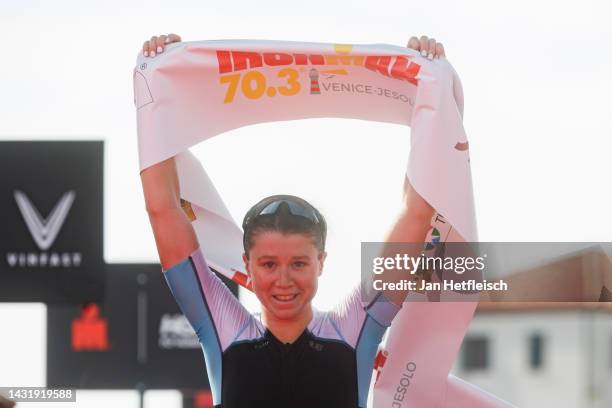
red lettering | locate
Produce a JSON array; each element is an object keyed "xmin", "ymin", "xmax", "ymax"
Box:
[
  {"xmin": 216, "ymin": 51, "xmax": 233, "ymax": 74},
  {"xmin": 364, "ymin": 56, "xmax": 393, "ymax": 77},
  {"xmin": 216, "ymin": 49, "xmax": 420, "ymax": 87},
  {"xmin": 263, "ymin": 53, "xmax": 293, "ymax": 66},
  {"xmin": 293, "ymin": 53, "xmax": 326, "ymax": 65},
  {"xmin": 231, "ymin": 51, "xmax": 264, "ymax": 72},
  {"xmin": 390, "ymin": 56, "xmax": 420, "ymax": 86}
]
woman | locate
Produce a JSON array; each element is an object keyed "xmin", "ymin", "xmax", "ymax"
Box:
[{"xmin": 140, "ymin": 34, "xmax": 443, "ymax": 408}]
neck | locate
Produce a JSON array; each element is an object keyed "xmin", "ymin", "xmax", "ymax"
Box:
[{"xmin": 262, "ymin": 305, "xmax": 313, "ymax": 344}]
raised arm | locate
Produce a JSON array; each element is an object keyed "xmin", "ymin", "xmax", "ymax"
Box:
[
  {"xmin": 330, "ymin": 178, "xmax": 434, "ymax": 342},
  {"xmin": 140, "ymin": 157, "xmax": 199, "ymax": 270},
  {"xmin": 139, "ymin": 33, "xmax": 199, "ymax": 271},
  {"xmin": 141, "ymin": 158, "xmax": 255, "ymax": 405},
  {"xmin": 375, "ymin": 35, "xmax": 443, "ymax": 303},
  {"xmin": 327, "ymin": 178, "xmax": 434, "ymax": 408},
  {"xmin": 379, "ymin": 177, "xmax": 435, "ymax": 305}
]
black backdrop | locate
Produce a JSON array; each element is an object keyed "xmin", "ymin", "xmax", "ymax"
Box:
[
  {"xmin": 47, "ymin": 262, "xmax": 238, "ymax": 390},
  {"xmin": 0, "ymin": 141, "xmax": 104, "ymax": 303}
]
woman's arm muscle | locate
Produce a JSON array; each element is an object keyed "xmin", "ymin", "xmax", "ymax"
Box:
[
  {"xmin": 140, "ymin": 157, "xmax": 199, "ymax": 270},
  {"xmin": 380, "ymin": 177, "xmax": 435, "ymax": 304}
]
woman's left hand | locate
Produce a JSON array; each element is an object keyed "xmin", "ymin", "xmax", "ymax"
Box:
[{"xmin": 407, "ymin": 35, "xmax": 445, "ymax": 60}]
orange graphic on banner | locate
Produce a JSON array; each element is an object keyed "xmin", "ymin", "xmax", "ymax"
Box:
[
  {"xmin": 180, "ymin": 198, "xmax": 197, "ymax": 221},
  {"xmin": 217, "ymin": 43, "xmax": 421, "ymax": 104},
  {"xmin": 71, "ymin": 303, "xmax": 109, "ymax": 351},
  {"xmin": 319, "ymin": 69, "xmax": 348, "ymax": 76}
]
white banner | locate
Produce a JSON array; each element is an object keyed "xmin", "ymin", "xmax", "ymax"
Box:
[{"xmin": 134, "ymin": 39, "xmax": 511, "ymax": 407}]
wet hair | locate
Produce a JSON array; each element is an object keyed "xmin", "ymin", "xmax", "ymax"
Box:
[{"xmin": 242, "ymin": 195, "xmax": 327, "ymax": 259}]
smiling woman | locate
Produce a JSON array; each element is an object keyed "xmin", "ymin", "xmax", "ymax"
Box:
[
  {"xmin": 240, "ymin": 196, "xmax": 328, "ymax": 342},
  {"xmin": 142, "ymin": 161, "xmax": 434, "ymax": 407},
  {"xmin": 139, "ymin": 33, "xmax": 441, "ymax": 408},
  {"xmin": 150, "ymin": 188, "xmax": 406, "ymax": 408}
]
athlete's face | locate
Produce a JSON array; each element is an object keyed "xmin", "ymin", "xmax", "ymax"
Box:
[{"xmin": 243, "ymin": 231, "xmax": 326, "ymax": 322}]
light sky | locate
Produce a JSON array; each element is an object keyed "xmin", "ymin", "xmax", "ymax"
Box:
[{"xmin": 1, "ymin": 0, "xmax": 610, "ymax": 406}]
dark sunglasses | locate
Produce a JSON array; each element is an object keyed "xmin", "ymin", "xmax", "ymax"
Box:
[{"xmin": 242, "ymin": 195, "xmax": 326, "ymax": 249}]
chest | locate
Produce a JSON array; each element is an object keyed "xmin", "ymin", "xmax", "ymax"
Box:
[{"xmin": 221, "ymin": 336, "xmax": 359, "ymax": 408}]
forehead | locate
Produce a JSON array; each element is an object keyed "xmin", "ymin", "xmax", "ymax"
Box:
[{"xmin": 250, "ymin": 231, "xmax": 318, "ymax": 258}]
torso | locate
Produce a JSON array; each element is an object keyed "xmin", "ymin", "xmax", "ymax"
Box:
[
  {"xmin": 163, "ymin": 246, "xmax": 401, "ymax": 408},
  {"xmin": 221, "ymin": 325, "xmax": 359, "ymax": 408}
]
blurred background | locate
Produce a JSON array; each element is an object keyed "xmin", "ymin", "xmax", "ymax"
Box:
[{"xmin": 0, "ymin": 0, "xmax": 610, "ymax": 407}]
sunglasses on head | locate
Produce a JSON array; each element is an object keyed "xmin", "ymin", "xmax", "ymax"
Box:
[{"xmin": 242, "ymin": 195, "xmax": 326, "ymax": 249}]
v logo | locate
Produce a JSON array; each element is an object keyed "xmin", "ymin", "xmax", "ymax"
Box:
[{"xmin": 14, "ymin": 190, "xmax": 76, "ymax": 251}]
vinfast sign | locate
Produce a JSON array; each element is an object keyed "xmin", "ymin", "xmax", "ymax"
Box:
[
  {"xmin": 0, "ymin": 141, "xmax": 104, "ymax": 303},
  {"xmin": 9, "ymin": 190, "xmax": 80, "ymax": 268}
]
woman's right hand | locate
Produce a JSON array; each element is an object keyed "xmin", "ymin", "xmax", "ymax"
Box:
[{"xmin": 142, "ymin": 33, "xmax": 182, "ymax": 57}]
